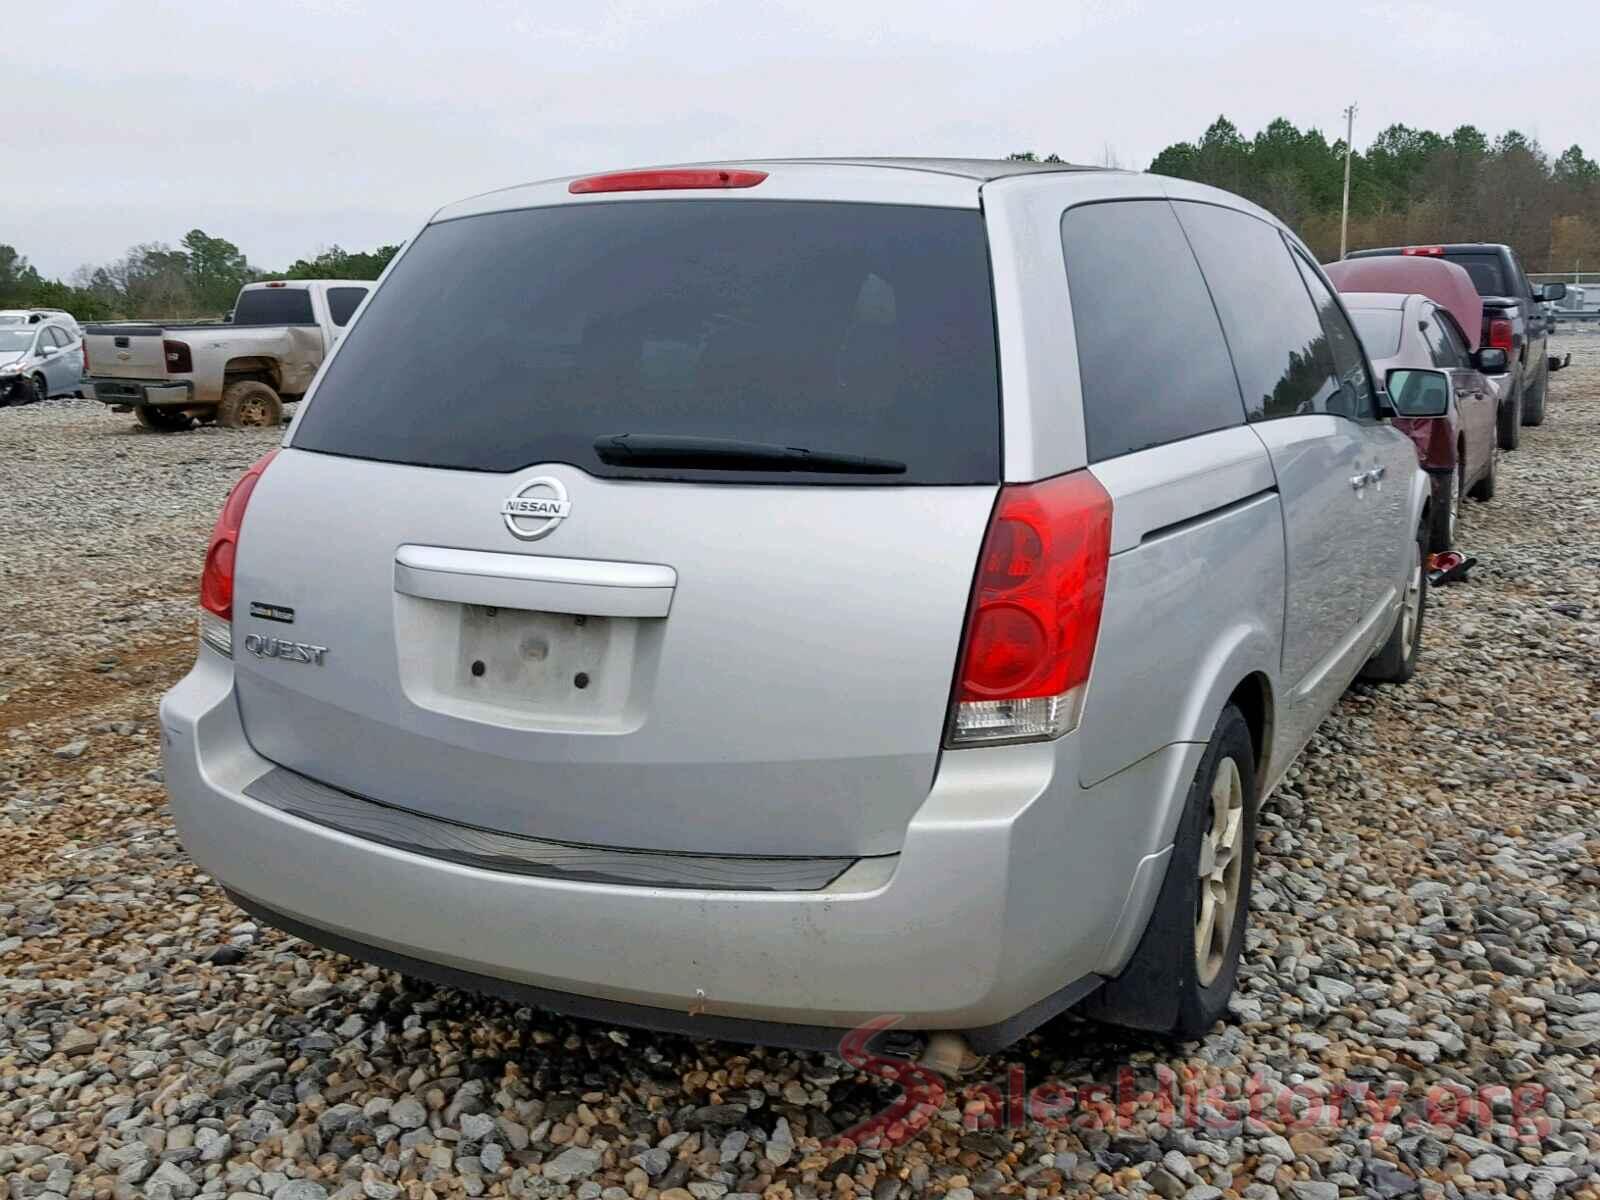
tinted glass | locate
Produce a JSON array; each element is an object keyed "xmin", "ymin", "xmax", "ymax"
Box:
[
  {"xmin": 1442, "ymin": 252, "xmax": 1507, "ymax": 297},
  {"xmin": 1174, "ymin": 202, "xmax": 1336, "ymax": 421},
  {"xmin": 295, "ymin": 202, "xmax": 1001, "ymax": 482},
  {"xmin": 1435, "ymin": 311, "xmax": 1471, "ymax": 363},
  {"xmin": 1292, "ymin": 252, "xmax": 1376, "ymax": 419},
  {"xmin": 327, "ymin": 286, "xmax": 367, "ymax": 327},
  {"xmin": 1060, "ymin": 200, "xmax": 1243, "ymax": 462},
  {"xmin": 1418, "ymin": 308, "xmax": 1467, "ymax": 368},
  {"xmin": 1348, "ymin": 308, "xmax": 1402, "ymax": 357},
  {"xmin": 233, "ymin": 287, "xmax": 315, "ymax": 325}
]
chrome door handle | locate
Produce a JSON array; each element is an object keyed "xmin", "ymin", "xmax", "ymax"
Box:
[
  {"xmin": 1350, "ymin": 474, "xmax": 1369, "ymax": 491},
  {"xmin": 1368, "ymin": 464, "xmax": 1386, "ymax": 481}
]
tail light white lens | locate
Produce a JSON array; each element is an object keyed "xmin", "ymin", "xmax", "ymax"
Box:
[
  {"xmin": 198, "ymin": 450, "xmax": 279, "ymax": 654},
  {"xmin": 947, "ymin": 471, "xmax": 1113, "ymax": 747}
]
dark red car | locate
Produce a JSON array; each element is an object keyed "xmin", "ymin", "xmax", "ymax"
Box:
[{"xmin": 1326, "ymin": 258, "xmax": 1509, "ymax": 552}]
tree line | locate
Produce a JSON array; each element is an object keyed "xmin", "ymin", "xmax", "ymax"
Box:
[
  {"xmin": 7, "ymin": 119, "xmax": 1597, "ymax": 322},
  {"xmin": 1018, "ymin": 117, "xmax": 1600, "ymax": 273},
  {"xmin": 0, "ymin": 233, "xmax": 400, "ymax": 321}
]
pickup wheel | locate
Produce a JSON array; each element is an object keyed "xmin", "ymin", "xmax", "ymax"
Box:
[
  {"xmin": 218, "ymin": 380, "xmax": 283, "ymax": 429},
  {"xmin": 1496, "ymin": 380, "xmax": 1522, "ymax": 451},
  {"xmin": 1081, "ymin": 703, "xmax": 1258, "ymax": 1040},
  {"xmin": 1522, "ymin": 359, "xmax": 1547, "ymax": 426},
  {"xmin": 135, "ymin": 406, "xmax": 193, "ymax": 433}
]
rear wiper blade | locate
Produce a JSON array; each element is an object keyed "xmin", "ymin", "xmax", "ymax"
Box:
[{"xmin": 593, "ymin": 433, "xmax": 906, "ymax": 475}]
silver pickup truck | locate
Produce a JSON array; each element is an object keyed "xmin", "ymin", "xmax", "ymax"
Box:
[{"xmin": 85, "ymin": 279, "xmax": 370, "ymax": 431}]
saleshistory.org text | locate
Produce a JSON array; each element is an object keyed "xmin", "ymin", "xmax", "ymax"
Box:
[{"xmin": 833, "ymin": 1018, "xmax": 1553, "ymax": 1150}]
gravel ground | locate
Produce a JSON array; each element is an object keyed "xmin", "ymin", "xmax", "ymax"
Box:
[{"xmin": 1, "ymin": 344, "xmax": 1597, "ymax": 1200}]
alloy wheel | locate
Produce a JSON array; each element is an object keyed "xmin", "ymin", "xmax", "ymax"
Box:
[{"xmin": 1195, "ymin": 755, "xmax": 1245, "ymax": 985}]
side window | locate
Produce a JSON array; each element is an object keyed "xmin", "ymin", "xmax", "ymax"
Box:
[
  {"xmin": 326, "ymin": 286, "xmax": 368, "ymax": 327},
  {"xmin": 1173, "ymin": 202, "xmax": 1337, "ymax": 421},
  {"xmin": 50, "ymin": 327, "xmax": 71, "ymax": 349},
  {"xmin": 1059, "ymin": 199, "xmax": 1244, "ymax": 462},
  {"xmin": 1291, "ymin": 249, "xmax": 1377, "ymax": 419},
  {"xmin": 1418, "ymin": 308, "xmax": 1466, "ymax": 369},
  {"xmin": 1435, "ymin": 312, "xmax": 1472, "ymax": 365}
]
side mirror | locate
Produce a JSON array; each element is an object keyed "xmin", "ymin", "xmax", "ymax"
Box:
[
  {"xmin": 1386, "ymin": 367, "xmax": 1451, "ymax": 417},
  {"xmin": 1540, "ymin": 282, "xmax": 1567, "ymax": 302},
  {"xmin": 1473, "ymin": 346, "xmax": 1508, "ymax": 374}
]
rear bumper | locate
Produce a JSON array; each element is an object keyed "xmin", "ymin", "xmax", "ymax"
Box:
[
  {"xmin": 91, "ymin": 378, "xmax": 193, "ymax": 407},
  {"xmin": 161, "ymin": 651, "xmax": 1200, "ymax": 1048}
]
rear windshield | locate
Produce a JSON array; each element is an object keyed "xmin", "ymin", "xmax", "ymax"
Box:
[
  {"xmin": 292, "ymin": 201, "xmax": 1001, "ymax": 483},
  {"xmin": 233, "ymin": 287, "xmax": 315, "ymax": 325},
  {"xmin": 1441, "ymin": 253, "xmax": 1507, "ymax": 297},
  {"xmin": 1348, "ymin": 308, "xmax": 1402, "ymax": 357}
]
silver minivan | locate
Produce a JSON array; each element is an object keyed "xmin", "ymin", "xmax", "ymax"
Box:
[{"xmin": 162, "ymin": 159, "xmax": 1430, "ymax": 1051}]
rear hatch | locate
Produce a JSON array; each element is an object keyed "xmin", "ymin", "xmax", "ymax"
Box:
[
  {"xmin": 84, "ymin": 326, "xmax": 168, "ymax": 379},
  {"xmin": 232, "ymin": 193, "xmax": 1001, "ymax": 858}
]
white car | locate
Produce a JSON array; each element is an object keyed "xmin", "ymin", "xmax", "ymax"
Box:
[{"xmin": 0, "ymin": 308, "xmax": 83, "ymax": 337}]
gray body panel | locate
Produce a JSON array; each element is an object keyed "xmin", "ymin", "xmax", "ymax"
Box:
[
  {"xmin": 233, "ymin": 449, "xmax": 994, "ymax": 858},
  {"xmin": 165, "ymin": 160, "xmax": 1429, "ymax": 1043}
]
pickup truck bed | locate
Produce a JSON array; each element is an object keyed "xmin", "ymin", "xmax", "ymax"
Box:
[{"xmin": 85, "ymin": 280, "xmax": 370, "ymax": 431}]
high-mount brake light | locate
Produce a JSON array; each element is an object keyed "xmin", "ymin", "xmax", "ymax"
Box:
[
  {"xmin": 198, "ymin": 449, "xmax": 279, "ymax": 657},
  {"xmin": 946, "ymin": 471, "xmax": 1113, "ymax": 747},
  {"xmin": 568, "ymin": 168, "xmax": 769, "ymax": 194},
  {"xmin": 1402, "ymin": 246, "xmax": 1446, "ymax": 256}
]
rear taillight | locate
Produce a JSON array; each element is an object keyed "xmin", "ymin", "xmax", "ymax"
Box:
[
  {"xmin": 163, "ymin": 339, "xmax": 193, "ymax": 373},
  {"xmin": 568, "ymin": 168, "xmax": 769, "ymax": 194},
  {"xmin": 1487, "ymin": 319, "xmax": 1514, "ymax": 354},
  {"xmin": 946, "ymin": 471, "xmax": 1113, "ymax": 747},
  {"xmin": 199, "ymin": 450, "xmax": 279, "ymax": 656}
]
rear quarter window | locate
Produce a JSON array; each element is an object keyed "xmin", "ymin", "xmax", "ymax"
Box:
[
  {"xmin": 1059, "ymin": 199, "xmax": 1244, "ymax": 462},
  {"xmin": 1348, "ymin": 308, "xmax": 1402, "ymax": 358},
  {"xmin": 292, "ymin": 201, "xmax": 1001, "ymax": 483},
  {"xmin": 326, "ymin": 287, "xmax": 368, "ymax": 327},
  {"xmin": 233, "ymin": 288, "xmax": 316, "ymax": 325}
]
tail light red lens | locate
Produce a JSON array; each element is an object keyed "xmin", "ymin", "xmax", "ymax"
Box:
[
  {"xmin": 1487, "ymin": 319, "xmax": 1514, "ymax": 354},
  {"xmin": 199, "ymin": 450, "xmax": 279, "ymax": 652},
  {"xmin": 947, "ymin": 471, "xmax": 1113, "ymax": 747},
  {"xmin": 1402, "ymin": 246, "xmax": 1445, "ymax": 256},
  {"xmin": 163, "ymin": 339, "xmax": 193, "ymax": 373},
  {"xmin": 568, "ymin": 168, "xmax": 769, "ymax": 194}
]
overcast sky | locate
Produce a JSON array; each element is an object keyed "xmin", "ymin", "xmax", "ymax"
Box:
[{"xmin": 7, "ymin": 0, "xmax": 1598, "ymax": 280}]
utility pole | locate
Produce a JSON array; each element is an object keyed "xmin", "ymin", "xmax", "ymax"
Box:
[{"xmin": 1339, "ymin": 103, "xmax": 1358, "ymax": 259}]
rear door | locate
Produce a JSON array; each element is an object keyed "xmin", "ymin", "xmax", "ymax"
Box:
[
  {"xmin": 1174, "ymin": 202, "xmax": 1388, "ymax": 742},
  {"xmin": 1421, "ymin": 304, "xmax": 1494, "ymax": 484},
  {"xmin": 234, "ymin": 197, "xmax": 1003, "ymax": 859}
]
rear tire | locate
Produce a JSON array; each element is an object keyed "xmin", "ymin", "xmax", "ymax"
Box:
[
  {"xmin": 1497, "ymin": 380, "xmax": 1522, "ymax": 451},
  {"xmin": 1082, "ymin": 704, "xmax": 1258, "ymax": 1040},
  {"xmin": 1522, "ymin": 360, "xmax": 1547, "ymax": 426},
  {"xmin": 135, "ymin": 406, "xmax": 194, "ymax": 433},
  {"xmin": 218, "ymin": 380, "xmax": 283, "ymax": 429},
  {"xmin": 1362, "ymin": 519, "xmax": 1427, "ymax": 684},
  {"xmin": 1468, "ymin": 447, "xmax": 1496, "ymax": 501}
]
